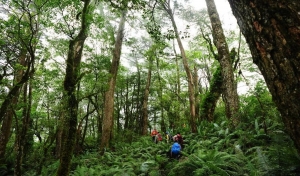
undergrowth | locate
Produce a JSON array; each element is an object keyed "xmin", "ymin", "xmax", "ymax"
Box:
[{"xmin": 20, "ymin": 118, "xmax": 300, "ymax": 176}]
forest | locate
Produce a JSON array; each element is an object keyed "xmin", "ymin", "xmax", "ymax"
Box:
[{"xmin": 0, "ymin": 0, "xmax": 300, "ymax": 175}]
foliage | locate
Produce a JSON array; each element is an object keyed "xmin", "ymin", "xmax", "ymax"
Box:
[
  {"xmin": 1, "ymin": 0, "xmax": 299, "ymax": 176},
  {"xmin": 20, "ymin": 103, "xmax": 300, "ymax": 176},
  {"xmin": 68, "ymin": 136, "xmax": 169, "ymax": 176}
]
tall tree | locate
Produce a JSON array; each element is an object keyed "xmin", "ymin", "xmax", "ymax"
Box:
[
  {"xmin": 161, "ymin": 0, "xmax": 197, "ymax": 133},
  {"xmin": 227, "ymin": 0, "xmax": 300, "ymax": 153},
  {"xmin": 0, "ymin": 48, "xmax": 26, "ymax": 164},
  {"xmin": 99, "ymin": 10, "xmax": 127, "ymax": 154},
  {"xmin": 0, "ymin": 0, "xmax": 42, "ymax": 166},
  {"xmin": 205, "ymin": 0, "xmax": 239, "ymax": 126},
  {"xmin": 15, "ymin": 78, "xmax": 34, "ymax": 176},
  {"xmin": 56, "ymin": 0, "xmax": 93, "ymax": 175},
  {"xmin": 141, "ymin": 45, "xmax": 156, "ymax": 135}
]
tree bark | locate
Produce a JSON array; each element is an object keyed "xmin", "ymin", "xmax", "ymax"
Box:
[
  {"xmin": 56, "ymin": 1, "xmax": 92, "ymax": 175},
  {"xmin": 201, "ymin": 66, "xmax": 223, "ymax": 121},
  {"xmin": 205, "ymin": 0, "xmax": 239, "ymax": 126},
  {"xmin": 15, "ymin": 77, "xmax": 33, "ymax": 176},
  {"xmin": 133, "ymin": 56, "xmax": 142, "ymax": 134},
  {"xmin": 141, "ymin": 54, "xmax": 153, "ymax": 135},
  {"xmin": 200, "ymin": 48, "xmax": 237, "ymax": 122},
  {"xmin": 0, "ymin": 49, "xmax": 27, "ymax": 164},
  {"xmin": 227, "ymin": 0, "xmax": 300, "ymax": 153},
  {"xmin": 194, "ymin": 66, "xmax": 200, "ymax": 122},
  {"xmin": 173, "ymin": 51, "xmax": 181, "ymax": 130},
  {"xmin": 155, "ymin": 54, "xmax": 166, "ymax": 133},
  {"xmin": 100, "ymin": 10, "xmax": 127, "ymax": 154},
  {"xmin": 162, "ymin": 2, "xmax": 197, "ymax": 133}
]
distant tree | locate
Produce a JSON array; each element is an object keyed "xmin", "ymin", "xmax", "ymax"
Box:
[
  {"xmin": 228, "ymin": 0, "xmax": 300, "ymax": 154},
  {"xmin": 160, "ymin": 0, "xmax": 197, "ymax": 133},
  {"xmin": 141, "ymin": 44, "xmax": 156, "ymax": 135}
]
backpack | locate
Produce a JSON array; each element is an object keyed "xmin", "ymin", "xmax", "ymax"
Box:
[
  {"xmin": 171, "ymin": 143, "xmax": 181, "ymax": 154},
  {"xmin": 177, "ymin": 134, "xmax": 184, "ymax": 148},
  {"xmin": 166, "ymin": 134, "xmax": 172, "ymax": 141},
  {"xmin": 157, "ymin": 133, "xmax": 162, "ymax": 141},
  {"xmin": 177, "ymin": 134, "xmax": 182, "ymax": 141}
]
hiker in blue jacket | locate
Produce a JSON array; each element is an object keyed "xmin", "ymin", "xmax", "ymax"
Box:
[{"xmin": 170, "ymin": 137, "xmax": 181, "ymax": 159}]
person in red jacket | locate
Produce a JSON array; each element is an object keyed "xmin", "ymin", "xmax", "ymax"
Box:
[
  {"xmin": 151, "ymin": 129, "xmax": 158, "ymax": 142},
  {"xmin": 156, "ymin": 132, "xmax": 163, "ymax": 143},
  {"xmin": 173, "ymin": 132, "xmax": 184, "ymax": 149}
]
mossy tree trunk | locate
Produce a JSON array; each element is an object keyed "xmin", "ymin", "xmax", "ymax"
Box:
[
  {"xmin": 56, "ymin": 1, "xmax": 92, "ymax": 175},
  {"xmin": 201, "ymin": 47, "xmax": 237, "ymax": 122},
  {"xmin": 201, "ymin": 66, "xmax": 223, "ymax": 122},
  {"xmin": 0, "ymin": 0, "xmax": 39, "ymax": 169},
  {"xmin": 0, "ymin": 49, "xmax": 27, "ymax": 164},
  {"xmin": 228, "ymin": 0, "xmax": 300, "ymax": 154},
  {"xmin": 205, "ymin": 0, "xmax": 240, "ymax": 126}
]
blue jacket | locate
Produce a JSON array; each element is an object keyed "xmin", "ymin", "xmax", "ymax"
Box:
[{"xmin": 171, "ymin": 142, "xmax": 181, "ymax": 154}]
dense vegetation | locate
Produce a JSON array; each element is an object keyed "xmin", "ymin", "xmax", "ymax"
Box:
[
  {"xmin": 1, "ymin": 0, "xmax": 300, "ymax": 175},
  {"xmin": 1, "ymin": 85, "xmax": 300, "ymax": 176}
]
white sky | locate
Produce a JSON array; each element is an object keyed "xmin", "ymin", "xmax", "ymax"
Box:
[{"xmin": 191, "ymin": 0, "xmax": 238, "ymax": 30}]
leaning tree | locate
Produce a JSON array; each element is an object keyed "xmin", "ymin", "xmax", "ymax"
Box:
[{"xmin": 227, "ymin": 0, "xmax": 300, "ymax": 154}]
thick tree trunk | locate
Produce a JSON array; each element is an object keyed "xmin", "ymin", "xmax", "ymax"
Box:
[
  {"xmin": 56, "ymin": 1, "xmax": 91, "ymax": 175},
  {"xmin": 100, "ymin": 10, "xmax": 127, "ymax": 154},
  {"xmin": 163, "ymin": 2, "xmax": 197, "ymax": 133},
  {"xmin": 205, "ymin": 0, "xmax": 239, "ymax": 126},
  {"xmin": 201, "ymin": 49, "xmax": 237, "ymax": 122},
  {"xmin": 201, "ymin": 66, "xmax": 223, "ymax": 121},
  {"xmin": 227, "ymin": 0, "xmax": 300, "ymax": 154}
]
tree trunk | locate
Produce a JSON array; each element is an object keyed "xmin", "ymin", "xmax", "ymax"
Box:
[
  {"xmin": 227, "ymin": 0, "xmax": 300, "ymax": 154},
  {"xmin": 163, "ymin": 2, "xmax": 197, "ymax": 133},
  {"xmin": 142, "ymin": 55, "xmax": 153, "ymax": 135},
  {"xmin": 124, "ymin": 79, "xmax": 130, "ymax": 129},
  {"xmin": 194, "ymin": 66, "xmax": 200, "ymax": 122},
  {"xmin": 56, "ymin": 1, "xmax": 92, "ymax": 175},
  {"xmin": 15, "ymin": 75, "xmax": 33, "ymax": 176},
  {"xmin": 205, "ymin": 0, "xmax": 239, "ymax": 126},
  {"xmin": 155, "ymin": 54, "xmax": 166, "ymax": 133},
  {"xmin": 55, "ymin": 119, "xmax": 63, "ymax": 159},
  {"xmin": 0, "ymin": 49, "xmax": 27, "ymax": 164},
  {"xmin": 134, "ymin": 57, "xmax": 142, "ymax": 134},
  {"xmin": 36, "ymin": 129, "xmax": 57, "ymax": 175},
  {"xmin": 173, "ymin": 52, "xmax": 181, "ymax": 130},
  {"xmin": 200, "ymin": 49, "xmax": 237, "ymax": 122},
  {"xmin": 201, "ymin": 66, "xmax": 223, "ymax": 121},
  {"xmin": 80, "ymin": 102, "xmax": 91, "ymax": 148},
  {"xmin": 100, "ymin": 10, "xmax": 127, "ymax": 154}
]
